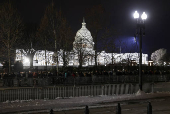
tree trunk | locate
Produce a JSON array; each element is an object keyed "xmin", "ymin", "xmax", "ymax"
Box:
[
  {"xmin": 29, "ymin": 54, "xmax": 34, "ymax": 69},
  {"xmin": 21, "ymin": 50, "xmax": 23, "ymax": 62},
  {"xmin": 45, "ymin": 49, "xmax": 47, "ymax": 71},
  {"xmin": 8, "ymin": 32, "xmax": 11, "ymax": 73},
  {"xmin": 8, "ymin": 47, "xmax": 11, "ymax": 73},
  {"xmin": 63, "ymin": 50, "xmax": 66, "ymax": 70},
  {"xmin": 45, "ymin": 38, "xmax": 47, "ymax": 71},
  {"xmin": 112, "ymin": 53, "xmax": 113, "ymax": 64},
  {"xmin": 94, "ymin": 31, "xmax": 98, "ymax": 69},
  {"xmin": 95, "ymin": 51, "xmax": 97, "ymax": 67},
  {"xmin": 56, "ymin": 53, "xmax": 58, "ymax": 76},
  {"xmin": 79, "ymin": 50, "xmax": 83, "ymax": 68}
]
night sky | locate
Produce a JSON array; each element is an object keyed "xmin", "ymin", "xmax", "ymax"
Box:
[{"xmin": 1, "ymin": 0, "xmax": 170, "ymax": 58}]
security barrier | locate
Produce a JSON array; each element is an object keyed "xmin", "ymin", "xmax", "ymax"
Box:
[{"xmin": 0, "ymin": 83, "xmax": 145, "ymax": 102}]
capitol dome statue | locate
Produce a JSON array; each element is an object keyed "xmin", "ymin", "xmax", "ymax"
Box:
[{"xmin": 73, "ymin": 18, "xmax": 94, "ymax": 52}]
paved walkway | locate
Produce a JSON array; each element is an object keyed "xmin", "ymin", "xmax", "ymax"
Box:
[{"xmin": 29, "ymin": 97, "xmax": 170, "ymax": 114}]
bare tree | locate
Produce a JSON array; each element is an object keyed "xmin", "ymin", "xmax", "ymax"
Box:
[
  {"xmin": 16, "ymin": 23, "xmax": 39, "ymax": 69},
  {"xmin": 37, "ymin": 2, "xmax": 73, "ymax": 71},
  {"xmin": 85, "ymin": 4, "xmax": 114, "ymax": 68},
  {"xmin": 73, "ymin": 36, "xmax": 94, "ymax": 68},
  {"xmin": 37, "ymin": 2, "xmax": 60, "ymax": 71},
  {"xmin": 151, "ymin": 48, "xmax": 168, "ymax": 66},
  {"xmin": 57, "ymin": 16, "xmax": 74, "ymax": 69},
  {"xmin": 0, "ymin": 1, "xmax": 24, "ymax": 73},
  {"xmin": 101, "ymin": 28, "xmax": 120, "ymax": 65}
]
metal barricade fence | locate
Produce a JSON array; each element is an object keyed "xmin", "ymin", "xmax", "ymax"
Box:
[{"xmin": 0, "ymin": 83, "xmax": 139, "ymax": 102}]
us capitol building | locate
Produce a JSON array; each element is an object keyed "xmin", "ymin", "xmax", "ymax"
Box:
[{"xmin": 15, "ymin": 19, "xmax": 148, "ymax": 68}]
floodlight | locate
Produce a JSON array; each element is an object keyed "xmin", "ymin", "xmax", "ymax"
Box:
[
  {"xmin": 23, "ymin": 57, "xmax": 30, "ymax": 63},
  {"xmin": 134, "ymin": 37, "xmax": 136, "ymax": 42},
  {"xmin": 141, "ymin": 12, "xmax": 147, "ymax": 20},
  {"xmin": 134, "ymin": 11, "xmax": 139, "ymax": 19}
]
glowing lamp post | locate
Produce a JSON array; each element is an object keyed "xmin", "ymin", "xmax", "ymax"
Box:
[{"xmin": 134, "ymin": 11, "xmax": 147, "ymax": 91}]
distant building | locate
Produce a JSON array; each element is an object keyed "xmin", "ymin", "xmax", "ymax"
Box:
[{"xmin": 15, "ymin": 19, "xmax": 148, "ymax": 68}]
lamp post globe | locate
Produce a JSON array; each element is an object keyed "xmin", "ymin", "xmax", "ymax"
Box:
[
  {"xmin": 134, "ymin": 11, "xmax": 139, "ymax": 19},
  {"xmin": 141, "ymin": 12, "xmax": 147, "ymax": 20}
]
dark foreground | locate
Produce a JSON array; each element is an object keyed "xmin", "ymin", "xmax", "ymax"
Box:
[{"xmin": 31, "ymin": 97, "xmax": 170, "ymax": 114}]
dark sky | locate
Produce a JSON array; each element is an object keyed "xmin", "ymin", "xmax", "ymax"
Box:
[{"xmin": 1, "ymin": 0, "xmax": 170, "ymax": 58}]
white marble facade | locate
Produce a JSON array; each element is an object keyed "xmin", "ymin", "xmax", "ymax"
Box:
[{"xmin": 15, "ymin": 19, "xmax": 148, "ymax": 67}]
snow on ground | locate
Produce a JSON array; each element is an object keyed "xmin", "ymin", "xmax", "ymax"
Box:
[
  {"xmin": 1, "ymin": 91, "xmax": 170, "ymax": 113},
  {"xmin": 136, "ymin": 89, "xmax": 146, "ymax": 96}
]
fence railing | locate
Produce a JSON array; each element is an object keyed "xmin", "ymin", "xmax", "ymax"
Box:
[
  {"xmin": 0, "ymin": 74, "xmax": 169, "ymax": 87},
  {"xmin": 0, "ymin": 83, "xmax": 152, "ymax": 102}
]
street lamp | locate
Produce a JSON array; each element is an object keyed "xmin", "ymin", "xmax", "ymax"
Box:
[{"xmin": 133, "ymin": 11, "xmax": 147, "ymax": 91}]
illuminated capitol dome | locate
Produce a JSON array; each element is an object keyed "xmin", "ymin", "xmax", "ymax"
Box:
[{"xmin": 73, "ymin": 18, "xmax": 94, "ymax": 52}]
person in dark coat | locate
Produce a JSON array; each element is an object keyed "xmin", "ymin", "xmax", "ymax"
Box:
[
  {"xmin": 3, "ymin": 73, "xmax": 8, "ymax": 86},
  {"xmin": 84, "ymin": 105, "xmax": 89, "ymax": 114}
]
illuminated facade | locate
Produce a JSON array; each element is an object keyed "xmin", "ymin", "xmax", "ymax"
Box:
[
  {"xmin": 73, "ymin": 18, "xmax": 94, "ymax": 52},
  {"xmin": 15, "ymin": 19, "xmax": 148, "ymax": 67},
  {"xmin": 72, "ymin": 18, "xmax": 95, "ymax": 66}
]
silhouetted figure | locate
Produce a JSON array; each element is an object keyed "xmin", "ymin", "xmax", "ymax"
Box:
[
  {"xmin": 11, "ymin": 72, "xmax": 16, "ymax": 86},
  {"xmin": 84, "ymin": 105, "xmax": 89, "ymax": 114},
  {"xmin": 3, "ymin": 73, "xmax": 8, "ymax": 86},
  {"xmin": 147, "ymin": 102, "xmax": 152, "ymax": 114},
  {"xmin": 17, "ymin": 72, "xmax": 21, "ymax": 86},
  {"xmin": 116, "ymin": 103, "xmax": 121, "ymax": 114},
  {"xmin": 50, "ymin": 109, "xmax": 53, "ymax": 114}
]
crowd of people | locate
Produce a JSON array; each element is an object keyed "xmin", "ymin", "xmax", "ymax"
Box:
[
  {"xmin": 0, "ymin": 69, "xmax": 169, "ymax": 79},
  {"xmin": 0, "ymin": 69, "xmax": 169, "ymax": 87},
  {"xmin": 0, "ymin": 71, "xmax": 93, "ymax": 87}
]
